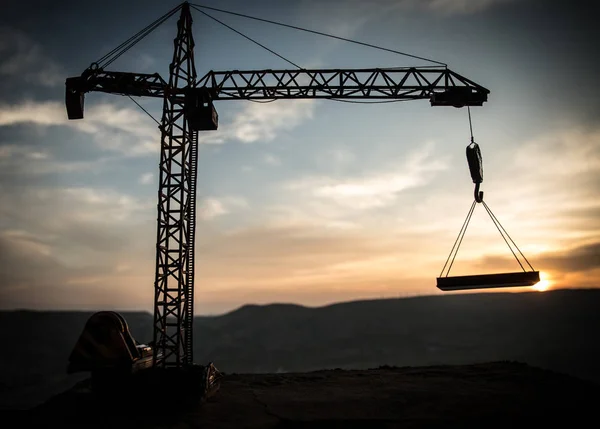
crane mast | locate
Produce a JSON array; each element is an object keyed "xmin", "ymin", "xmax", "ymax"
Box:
[
  {"xmin": 153, "ymin": 3, "xmax": 197, "ymax": 368},
  {"xmin": 65, "ymin": 2, "xmax": 489, "ymax": 369}
]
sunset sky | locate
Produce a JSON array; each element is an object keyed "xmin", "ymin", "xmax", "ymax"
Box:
[{"xmin": 0, "ymin": 0, "xmax": 598, "ymax": 315}]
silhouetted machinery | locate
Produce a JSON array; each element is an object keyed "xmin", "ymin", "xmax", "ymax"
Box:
[
  {"xmin": 67, "ymin": 311, "xmax": 221, "ymax": 401},
  {"xmin": 67, "ymin": 312, "xmax": 156, "ymax": 385},
  {"xmin": 63, "ymin": 0, "xmax": 540, "ymax": 404}
]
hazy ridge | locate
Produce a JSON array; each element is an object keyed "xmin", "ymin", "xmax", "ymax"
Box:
[{"xmin": 1, "ymin": 288, "xmax": 599, "ymax": 409}]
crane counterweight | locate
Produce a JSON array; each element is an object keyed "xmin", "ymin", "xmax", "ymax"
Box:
[
  {"xmin": 65, "ymin": 77, "xmax": 85, "ymax": 119},
  {"xmin": 185, "ymin": 88, "xmax": 219, "ymax": 130},
  {"xmin": 430, "ymin": 86, "xmax": 487, "ymax": 107}
]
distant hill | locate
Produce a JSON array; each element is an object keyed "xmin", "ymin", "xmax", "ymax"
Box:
[
  {"xmin": 1, "ymin": 288, "xmax": 599, "ymax": 410},
  {"xmin": 194, "ymin": 289, "xmax": 600, "ymax": 380}
]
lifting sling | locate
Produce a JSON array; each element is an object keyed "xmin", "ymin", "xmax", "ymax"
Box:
[{"xmin": 437, "ymin": 108, "xmax": 540, "ymax": 291}]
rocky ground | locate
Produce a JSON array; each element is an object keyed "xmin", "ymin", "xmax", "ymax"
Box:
[{"xmin": 9, "ymin": 361, "xmax": 599, "ymax": 428}]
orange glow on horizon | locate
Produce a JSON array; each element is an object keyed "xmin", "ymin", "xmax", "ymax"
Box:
[{"xmin": 532, "ymin": 272, "xmax": 551, "ymax": 292}]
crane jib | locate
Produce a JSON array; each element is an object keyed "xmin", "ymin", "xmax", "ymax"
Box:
[{"xmin": 65, "ymin": 67, "xmax": 489, "ymax": 122}]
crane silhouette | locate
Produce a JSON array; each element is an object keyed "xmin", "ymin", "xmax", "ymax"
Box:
[{"xmin": 65, "ymin": 2, "xmax": 489, "ymax": 370}]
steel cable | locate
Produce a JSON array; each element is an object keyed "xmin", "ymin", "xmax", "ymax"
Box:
[
  {"xmin": 95, "ymin": 4, "xmax": 183, "ymax": 69},
  {"xmin": 190, "ymin": 3, "xmax": 447, "ymax": 67}
]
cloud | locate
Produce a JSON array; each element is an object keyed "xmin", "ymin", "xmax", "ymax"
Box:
[
  {"xmin": 422, "ymin": 0, "xmax": 515, "ymax": 14},
  {"xmin": 512, "ymin": 128, "xmax": 600, "ymax": 183},
  {"xmin": 0, "ymin": 100, "xmax": 160, "ymax": 156},
  {"xmin": 0, "ymin": 27, "xmax": 64, "ymax": 87},
  {"xmin": 199, "ymin": 196, "xmax": 248, "ymax": 220},
  {"xmin": 285, "ymin": 141, "xmax": 448, "ymax": 210},
  {"xmin": 471, "ymin": 241, "xmax": 600, "ymax": 286},
  {"xmin": 133, "ymin": 53, "xmax": 157, "ymax": 72},
  {"xmin": 0, "ymin": 185, "xmax": 155, "ymax": 256},
  {"xmin": 361, "ymin": 0, "xmax": 516, "ymax": 15},
  {"xmin": 200, "ymin": 198, "xmax": 227, "ymax": 220},
  {"xmin": 538, "ymin": 242, "xmax": 600, "ymax": 273},
  {"xmin": 300, "ymin": 0, "xmax": 516, "ymax": 33},
  {"xmin": 192, "ymin": 219, "xmax": 445, "ymax": 314},
  {"xmin": 0, "ymin": 229, "xmax": 154, "ymax": 310},
  {"xmin": 412, "ymin": 127, "xmax": 600, "ymax": 246},
  {"xmin": 0, "ymin": 230, "xmax": 73, "ymax": 294},
  {"xmin": 298, "ymin": 1, "xmax": 394, "ymax": 39},
  {"xmin": 313, "ymin": 147, "xmax": 358, "ymax": 176},
  {"xmin": 0, "ymin": 144, "xmax": 114, "ymax": 178},
  {"xmin": 477, "ymin": 127, "xmax": 600, "ymax": 241},
  {"xmin": 325, "ymin": 148, "xmax": 356, "ymax": 168},
  {"xmin": 200, "ymin": 99, "xmax": 315, "ymax": 145},
  {"xmin": 138, "ymin": 172, "xmax": 154, "ymax": 185},
  {"xmin": 0, "ymin": 101, "xmax": 66, "ymax": 127},
  {"xmin": 196, "ymin": 223, "xmax": 401, "ymax": 289},
  {"xmin": 264, "ymin": 153, "xmax": 281, "ymax": 166},
  {"xmin": 0, "ymin": 186, "xmax": 158, "ymax": 310}
]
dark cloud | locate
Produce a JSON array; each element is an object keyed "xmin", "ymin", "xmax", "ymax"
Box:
[
  {"xmin": 539, "ymin": 242, "xmax": 600, "ymax": 273},
  {"xmin": 476, "ymin": 241, "xmax": 600, "ymax": 274},
  {"xmin": 561, "ymin": 206, "xmax": 600, "ymax": 225},
  {"xmin": 0, "ymin": 231, "xmax": 114, "ymax": 309},
  {"xmin": 1, "ymin": 1, "xmax": 174, "ymax": 63},
  {"xmin": 0, "ymin": 228, "xmax": 155, "ymax": 310},
  {"xmin": 474, "ymin": 0, "xmax": 600, "ymax": 123},
  {"xmin": 0, "ymin": 181, "xmax": 155, "ymax": 259},
  {"xmin": 0, "ymin": 233, "xmax": 64, "ymax": 287}
]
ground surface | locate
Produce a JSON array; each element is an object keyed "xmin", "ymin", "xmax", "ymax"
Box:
[{"xmin": 11, "ymin": 361, "xmax": 599, "ymax": 428}]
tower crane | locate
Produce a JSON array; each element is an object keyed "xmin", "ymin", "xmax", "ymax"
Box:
[{"xmin": 64, "ymin": 2, "xmax": 489, "ymax": 382}]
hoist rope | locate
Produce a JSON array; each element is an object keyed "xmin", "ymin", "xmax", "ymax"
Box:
[
  {"xmin": 440, "ymin": 200, "xmax": 535, "ymax": 278},
  {"xmin": 190, "ymin": 3, "xmax": 447, "ymax": 67},
  {"xmin": 439, "ymin": 106, "xmax": 536, "ymax": 277},
  {"xmin": 482, "ymin": 201, "xmax": 536, "ymax": 272},
  {"xmin": 467, "ymin": 105, "xmax": 474, "ymax": 142},
  {"xmin": 440, "ymin": 200, "xmax": 477, "ymax": 277}
]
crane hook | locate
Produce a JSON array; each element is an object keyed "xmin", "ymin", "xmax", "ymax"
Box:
[
  {"xmin": 466, "ymin": 139, "xmax": 484, "ymax": 203},
  {"xmin": 474, "ymin": 182, "xmax": 484, "ymax": 203}
]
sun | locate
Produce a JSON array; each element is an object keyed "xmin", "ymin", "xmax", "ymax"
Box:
[{"xmin": 532, "ymin": 272, "xmax": 551, "ymax": 292}]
